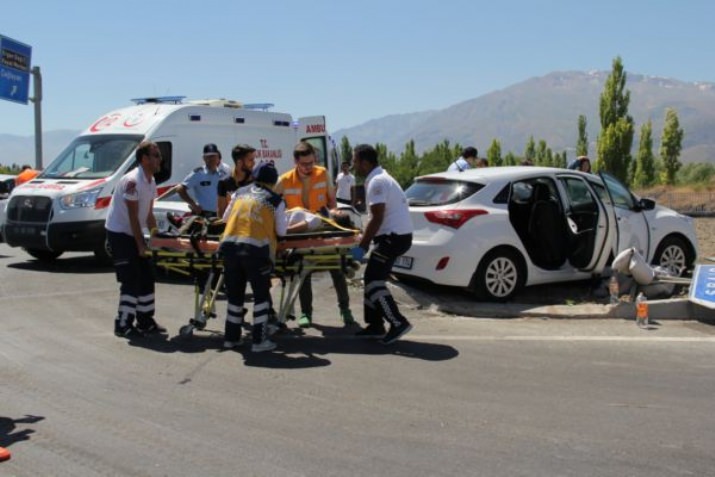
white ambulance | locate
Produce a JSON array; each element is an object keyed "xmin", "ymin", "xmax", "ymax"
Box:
[{"xmin": 2, "ymin": 96, "xmax": 339, "ymax": 263}]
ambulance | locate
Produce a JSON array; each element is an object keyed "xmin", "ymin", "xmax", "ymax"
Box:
[{"xmin": 1, "ymin": 96, "xmax": 339, "ymax": 263}]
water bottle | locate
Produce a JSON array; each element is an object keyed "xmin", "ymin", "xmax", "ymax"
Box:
[
  {"xmin": 609, "ymin": 275, "xmax": 619, "ymax": 304},
  {"xmin": 636, "ymin": 292, "xmax": 649, "ymax": 328}
]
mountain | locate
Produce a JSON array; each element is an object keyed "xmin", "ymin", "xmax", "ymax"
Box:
[
  {"xmin": 4, "ymin": 70, "xmax": 715, "ymax": 167},
  {"xmin": 0, "ymin": 129, "xmax": 78, "ymax": 167},
  {"xmin": 333, "ymin": 70, "xmax": 715, "ymax": 164}
]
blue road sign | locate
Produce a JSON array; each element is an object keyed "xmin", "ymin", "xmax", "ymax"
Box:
[
  {"xmin": 0, "ymin": 35, "xmax": 32, "ymax": 105},
  {"xmin": 689, "ymin": 264, "xmax": 715, "ymax": 309}
]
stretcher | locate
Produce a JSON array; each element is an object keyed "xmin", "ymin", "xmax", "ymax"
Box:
[{"xmin": 147, "ymin": 229, "xmax": 361, "ymax": 337}]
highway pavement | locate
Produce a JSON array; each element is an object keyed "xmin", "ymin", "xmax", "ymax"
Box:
[{"xmin": 1, "ymin": 243, "xmax": 714, "ymax": 476}]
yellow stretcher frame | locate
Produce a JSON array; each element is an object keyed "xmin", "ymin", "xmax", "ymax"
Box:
[{"xmin": 147, "ymin": 232, "xmax": 361, "ymax": 337}]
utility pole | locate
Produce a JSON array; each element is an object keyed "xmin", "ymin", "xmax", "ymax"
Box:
[{"xmin": 30, "ymin": 66, "xmax": 42, "ymax": 169}]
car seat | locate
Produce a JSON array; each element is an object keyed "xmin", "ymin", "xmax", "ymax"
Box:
[{"xmin": 528, "ymin": 182, "xmax": 567, "ymax": 269}]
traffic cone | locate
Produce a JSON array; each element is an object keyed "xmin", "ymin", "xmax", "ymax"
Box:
[{"xmin": 0, "ymin": 446, "xmax": 11, "ymax": 462}]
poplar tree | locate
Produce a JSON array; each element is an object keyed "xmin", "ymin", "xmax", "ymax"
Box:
[
  {"xmin": 576, "ymin": 115, "xmax": 588, "ymax": 157},
  {"xmin": 339, "ymin": 136, "xmax": 352, "ymax": 165},
  {"xmin": 487, "ymin": 139, "xmax": 503, "ymax": 166},
  {"xmin": 524, "ymin": 136, "xmax": 536, "ymax": 164},
  {"xmin": 660, "ymin": 108, "xmax": 684, "ymax": 185},
  {"xmin": 596, "ymin": 56, "xmax": 635, "ymax": 183},
  {"xmin": 633, "ymin": 120, "xmax": 656, "ymax": 188},
  {"xmin": 504, "ymin": 152, "xmax": 517, "ymax": 166}
]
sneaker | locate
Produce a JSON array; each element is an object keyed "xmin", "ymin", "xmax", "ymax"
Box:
[
  {"xmin": 114, "ymin": 325, "xmax": 144, "ymax": 338},
  {"xmin": 136, "ymin": 318, "xmax": 167, "ymax": 334},
  {"xmin": 380, "ymin": 322, "xmax": 413, "ymax": 345},
  {"xmin": 355, "ymin": 324, "xmax": 386, "ymax": 338},
  {"xmin": 223, "ymin": 340, "xmax": 241, "ymax": 349},
  {"xmin": 340, "ymin": 309, "xmax": 356, "ymax": 326},
  {"xmin": 252, "ymin": 339, "xmax": 277, "ymax": 353},
  {"xmin": 298, "ymin": 314, "xmax": 312, "ymax": 328}
]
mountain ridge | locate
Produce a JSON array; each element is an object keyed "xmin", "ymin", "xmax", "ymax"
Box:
[
  {"xmin": 333, "ymin": 70, "xmax": 715, "ymax": 164},
  {"xmin": 3, "ymin": 70, "xmax": 715, "ymax": 167}
]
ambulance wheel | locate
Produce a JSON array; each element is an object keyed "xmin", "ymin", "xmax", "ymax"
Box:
[
  {"xmin": 25, "ymin": 248, "xmax": 63, "ymax": 262},
  {"xmin": 179, "ymin": 324, "xmax": 195, "ymax": 337},
  {"xmin": 93, "ymin": 236, "xmax": 113, "ymax": 266}
]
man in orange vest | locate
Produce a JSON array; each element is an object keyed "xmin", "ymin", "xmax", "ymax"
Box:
[
  {"xmin": 275, "ymin": 141, "xmax": 355, "ymax": 328},
  {"xmin": 15, "ymin": 165, "xmax": 40, "ymax": 186}
]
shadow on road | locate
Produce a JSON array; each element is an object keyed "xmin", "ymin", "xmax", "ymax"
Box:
[
  {"xmin": 123, "ymin": 324, "xmax": 458, "ymax": 369},
  {"xmin": 0, "ymin": 415, "xmax": 45, "ymax": 449},
  {"xmin": 7, "ymin": 256, "xmax": 112, "ymax": 274}
]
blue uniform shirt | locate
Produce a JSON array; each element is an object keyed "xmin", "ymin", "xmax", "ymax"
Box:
[{"xmin": 182, "ymin": 163, "xmax": 231, "ymax": 213}]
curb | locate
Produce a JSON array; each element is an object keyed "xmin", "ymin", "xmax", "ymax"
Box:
[{"xmin": 388, "ymin": 282, "xmax": 715, "ymax": 322}]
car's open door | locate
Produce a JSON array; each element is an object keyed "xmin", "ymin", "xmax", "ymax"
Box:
[
  {"xmin": 557, "ymin": 174, "xmax": 615, "ymax": 272},
  {"xmin": 598, "ymin": 171, "xmax": 651, "ymax": 260}
]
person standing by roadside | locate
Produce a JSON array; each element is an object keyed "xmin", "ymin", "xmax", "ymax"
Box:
[
  {"xmin": 220, "ymin": 162, "xmax": 287, "ymax": 352},
  {"xmin": 350, "ymin": 144, "xmax": 414, "ymax": 344},
  {"xmin": 275, "ymin": 141, "xmax": 355, "ymax": 328},
  {"xmin": 447, "ymin": 146, "xmax": 478, "ymax": 172},
  {"xmin": 176, "ymin": 143, "xmax": 230, "ymax": 217},
  {"xmin": 105, "ymin": 141, "xmax": 165, "ymax": 337},
  {"xmin": 335, "ymin": 161, "xmax": 356, "ymax": 206},
  {"xmin": 217, "ymin": 144, "xmax": 257, "ymax": 217}
]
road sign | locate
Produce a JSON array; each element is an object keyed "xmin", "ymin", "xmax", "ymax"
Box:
[
  {"xmin": 689, "ymin": 264, "xmax": 715, "ymax": 309},
  {"xmin": 0, "ymin": 34, "xmax": 32, "ymax": 105}
]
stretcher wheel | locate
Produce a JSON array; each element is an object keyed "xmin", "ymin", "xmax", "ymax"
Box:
[
  {"xmin": 190, "ymin": 318, "xmax": 206, "ymax": 330},
  {"xmin": 179, "ymin": 324, "xmax": 195, "ymax": 337},
  {"xmin": 349, "ymin": 259, "xmax": 361, "ymax": 270},
  {"xmin": 345, "ymin": 268, "xmax": 356, "ymax": 279}
]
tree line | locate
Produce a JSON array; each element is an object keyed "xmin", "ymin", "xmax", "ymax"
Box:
[{"xmin": 340, "ymin": 56, "xmax": 713, "ymax": 190}]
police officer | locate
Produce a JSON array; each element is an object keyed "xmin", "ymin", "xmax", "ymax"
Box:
[
  {"xmin": 177, "ymin": 143, "xmax": 231, "ymax": 217},
  {"xmin": 105, "ymin": 140, "xmax": 165, "ymax": 337},
  {"xmin": 351, "ymin": 144, "xmax": 414, "ymax": 345},
  {"xmin": 220, "ymin": 161, "xmax": 287, "ymax": 352}
]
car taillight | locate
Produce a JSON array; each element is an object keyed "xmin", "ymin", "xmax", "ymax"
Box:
[{"xmin": 424, "ymin": 209, "xmax": 487, "ymax": 229}]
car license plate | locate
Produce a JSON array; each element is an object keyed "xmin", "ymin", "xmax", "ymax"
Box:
[{"xmin": 393, "ymin": 255, "xmax": 413, "ymax": 270}]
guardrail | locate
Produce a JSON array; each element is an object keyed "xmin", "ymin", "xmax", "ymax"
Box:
[{"xmin": 641, "ymin": 191, "xmax": 715, "ymax": 217}]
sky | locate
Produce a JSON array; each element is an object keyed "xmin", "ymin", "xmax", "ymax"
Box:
[{"xmin": 2, "ymin": 0, "xmax": 715, "ymax": 138}]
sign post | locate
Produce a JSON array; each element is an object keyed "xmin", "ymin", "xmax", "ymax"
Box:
[{"xmin": 0, "ymin": 34, "xmax": 32, "ymax": 105}]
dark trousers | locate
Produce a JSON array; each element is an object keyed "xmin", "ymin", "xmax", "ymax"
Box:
[
  {"xmin": 363, "ymin": 233, "xmax": 413, "ymax": 327},
  {"xmin": 298, "ymin": 269, "xmax": 350, "ymax": 316},
  {"xmin": 222, "ymin": 243, "xmax": 273, "ymax": 344},
  {"xmin": 107, "ymin": 230, "xmax": 155, "ymax": 330}
]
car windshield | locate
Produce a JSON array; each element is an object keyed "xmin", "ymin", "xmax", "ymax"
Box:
[
  {"xmin": 41, "ymin": 134, "xmax": 144, "ymax": 180},
  {"xmin": 405, "ymin": 178, "xmax": 483, "ymax": 206}
]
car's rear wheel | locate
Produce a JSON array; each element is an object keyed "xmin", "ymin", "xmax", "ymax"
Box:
[
  {"xmin": 25, "ymin": 248, "xmax": 63, "ymax": 262},
  {"xmin": 652, "ymin": 235, "xmax": 692, "ymax": 276},
  {"xmin": 471, "ymin": 248, "xmax": 526, "ymax": 302}
]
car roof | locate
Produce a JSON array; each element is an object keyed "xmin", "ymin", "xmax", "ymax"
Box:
[{"xmin": 416, "ymin": 166, "xmax": 593, "ymax": 183}]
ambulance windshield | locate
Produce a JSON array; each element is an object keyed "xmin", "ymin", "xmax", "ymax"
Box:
[{"xmin": 41, "ymin": 135, "xmax": 144, "ymax": 180}]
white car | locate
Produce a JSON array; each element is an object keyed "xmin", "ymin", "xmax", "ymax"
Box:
[
  {"xmin": 395, "ymin": 166, "xmax": 698, "ymax": 301},
  {"xmin": 0, "ymin": 174, "xmax": 17, "ymax": 242}
]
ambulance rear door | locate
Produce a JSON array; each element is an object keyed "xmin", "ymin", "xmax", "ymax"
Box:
[{"xmin": 296, "ymin": 116, "xmax": 338, "ymax": 179}]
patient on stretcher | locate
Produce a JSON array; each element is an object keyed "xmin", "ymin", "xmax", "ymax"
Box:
[{"xmin": 286, "ymin": 207, "xmax": 356, "ymax": 234}]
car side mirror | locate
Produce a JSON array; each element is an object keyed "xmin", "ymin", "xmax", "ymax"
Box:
[{"xmin": 637, "ymin": 197, "xmax": 656, "ymax": 211}]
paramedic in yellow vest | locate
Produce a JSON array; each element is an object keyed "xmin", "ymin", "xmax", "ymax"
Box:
[
  {"xmin": 220, "ymin": 161, "xmax": 287, "ymax": 353},
  {"xmin": 275, "ymin": 141, "xmax": 355, "ymax": 328}
]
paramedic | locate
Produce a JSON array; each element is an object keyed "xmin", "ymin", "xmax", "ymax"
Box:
[
  {"xmin": 105, "ymin": 141, "xmax": 165, "ymax": 337},
  {"xmin": 351, "ymin": 144, "xmax": 414, "ymax": 345},
  {"xmin": 177, "ymin": 143, "xmax": 231, "ymax": 217},
  {"xmin": 220, "ymin": 162, "xmax": 287, "ymax": 352},
  {"xmin": 217, "ymin": 143, "xmax": 257, "ymax": 217},
  {"xmin": 447, "ymin": 146, "xmax": 478, "ymax": 172},
  {"xmin": 275, "ymin": 141, "xmax": 355, "ymax": 328}
]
